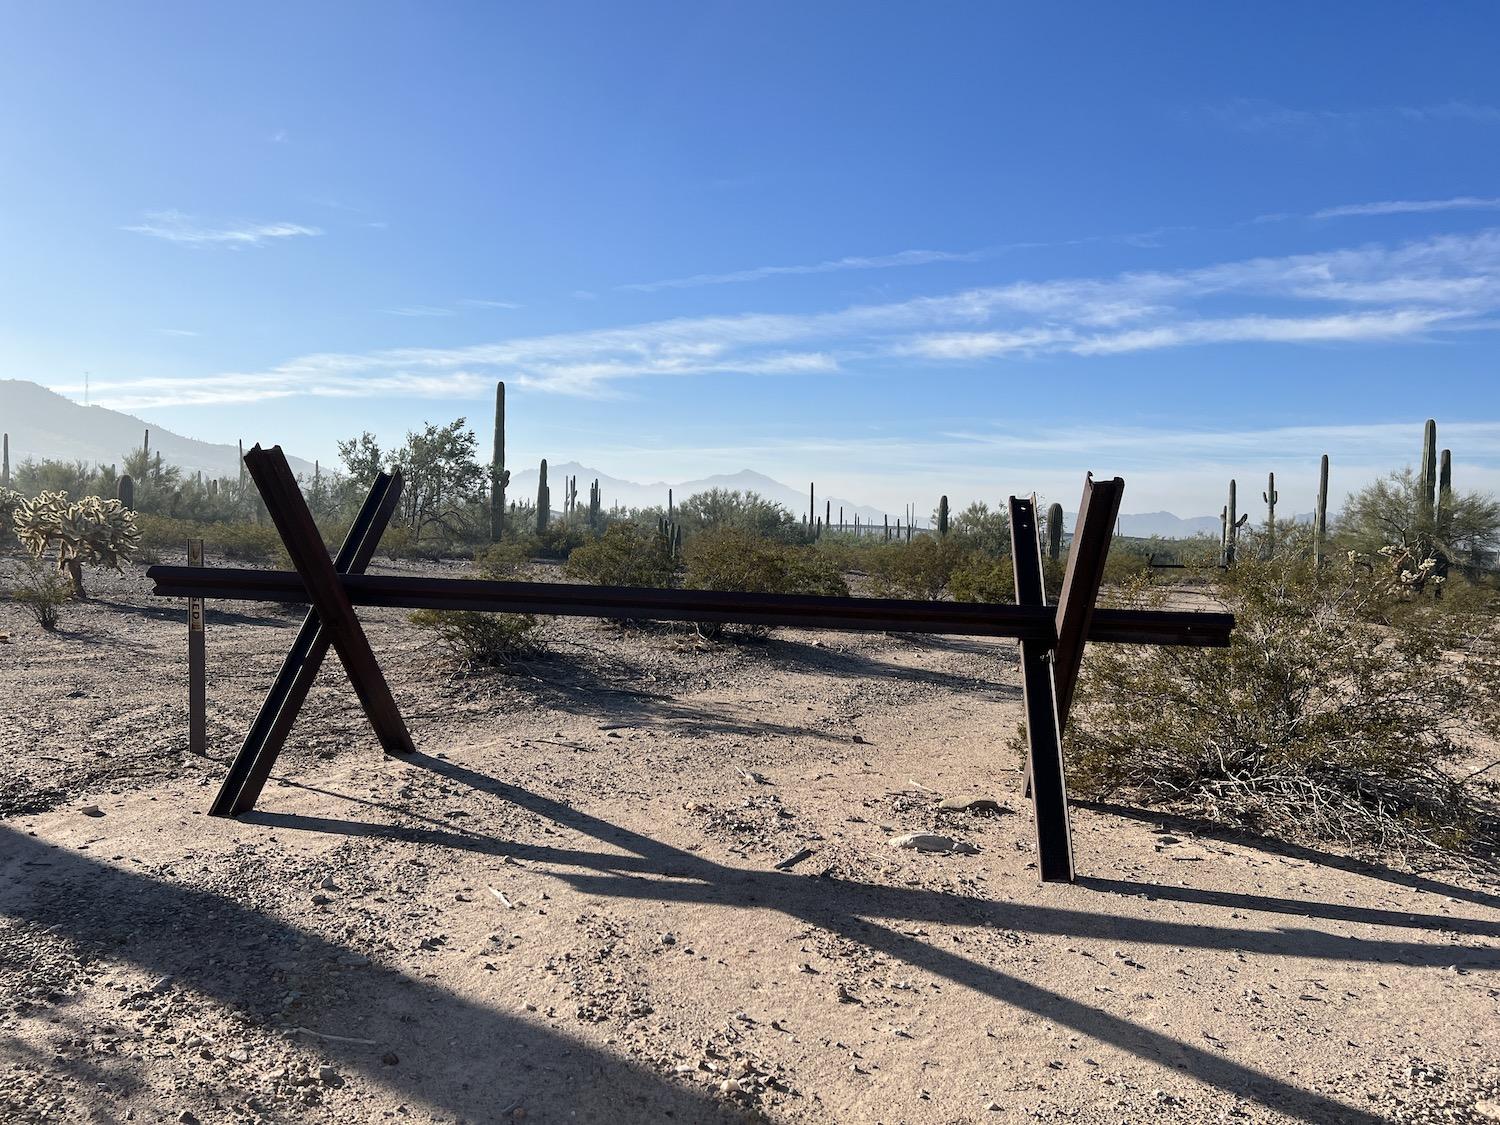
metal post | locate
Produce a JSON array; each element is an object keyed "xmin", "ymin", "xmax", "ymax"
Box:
[
  {"xmin": 187, "ymin": 539, "xmax": 206, "ymax": 756},
  {"xmin": 1009, "ymin": 496, "xmax": 1074, "ymax": 883}
]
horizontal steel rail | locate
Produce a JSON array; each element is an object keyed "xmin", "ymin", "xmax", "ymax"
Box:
[{"xmin": 147, "ymin": 565, "xmax": 1234, "ymax": 647}]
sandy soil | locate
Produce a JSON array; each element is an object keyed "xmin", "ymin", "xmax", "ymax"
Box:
[{"xmin": 2, "ymin": 552, "xmax": 1498, "ymax": 1125}]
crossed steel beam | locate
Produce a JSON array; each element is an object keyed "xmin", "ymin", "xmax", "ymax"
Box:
[{"xmin": 148, "ymin": 445, "xmax": 1233, "ymax": 883}]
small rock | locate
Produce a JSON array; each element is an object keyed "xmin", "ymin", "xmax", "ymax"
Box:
[
  {"xmin": 317, "ymin": 876, "xmax": 339, "ymax": 891},
  {"xmin": 889, "ymin": 833, "xmax": 978, "ymax": 854},
  {"xmin": 80, "ymin": 805, "xmax": 104, "ymax": 818},
  {"xmin": 178, "ymin": 1113, "xmax": 200, "ymax": 1125},
  {"xmin": 937, "ymin": 796, "xmax": 1006, "ymax": 814},
  {"xmin": 985, "ymin": 1102, "xmax": 1001, "ymax": 1112},
  {"xmin": 310, "ymin": 893, "xmax": 332, "ymax": 906},
  {"xmin": 381, "ymin": 1052, "xmax": 399, "ymax": 1067},
  {"xmin": 317, "ymin": 1065, "xmax": 338, "ymax": 1085},
  {"xmin": 851, "ymin": 734, "xmax": 867, "ymax": 744},
  {"xmin": 659, "ymin": 933, "xmax": 677, "ymax": 946}
]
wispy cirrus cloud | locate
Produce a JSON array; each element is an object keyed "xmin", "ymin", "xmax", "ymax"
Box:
[
  {"xmin": 619, "ymin": 248, "xmax": 984, "ymax": 292},
  {"xmin": 123, "ymin": 210, "xmax": 322, "ymax": 247},
  {"xmin": 383, "ymin": 306, "xmax": 457, "ymax": 318},
  {"xmin": 68, "ymin": 228, "xmax": 1500, "ymax": 410},
  {"xmin": 1198, "ymin": 98, "xmax": 1500, "ymax": 134},
  {"xmin": 1312, "ymin": 196, "xmax": 1500, "ymax": 220},
  {"xmin": 617, "ymin": 229, "xmax": 1181, "ymax": 293}
]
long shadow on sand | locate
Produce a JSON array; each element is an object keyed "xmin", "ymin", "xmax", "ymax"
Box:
[
  {"xmin": 1079, "ymin": 800, "xmax": 1500, "ymax": 912},
  {"xmin": 0, "ymin": 825, "xmax": 744, "ymax": 1123},
  {"xmin": 246, "ymin": 753, "xmax": 1500, "ymax": 1125}
]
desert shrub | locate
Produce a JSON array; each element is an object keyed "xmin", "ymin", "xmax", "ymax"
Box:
[
  {"xmin": 410, "ymin": 608, "xmax": 540, "ymax": 668},
  {"xmin": 475, "ymin": 540, "xmax": 535, "ymax": 578},
  {"xmin": 682, "ymin": 528, "xmax": 848, "ymax": 637},
  {"xmin": 566, "ymin": 522, "xmax": 677, "ymax": 588},
  {"xmin": 136, "ymin": 515, "xmax": 291, "ymax": 565},
  {"xmin": 13, "ymin": 491, "xmax": 140, "ymax": 597},
  {"xmin": 7, "ymin": 556, "xmax": 74, "ymax": 630},
  {"xmin": 676, "ymin": 489, "xmax": 798, "ymax": 540},
  {"xmin": 867, "ymin": 536, "xmax": 970, "ymax": 600},
  {"xmin": 948, "ymin": 501, "xmax": 1010, "ymax": 556},
  {"xmin": 1065, "ymin": 552, "xmax": 1499, "ymax": 852},
  {"xmin": 0, "ymin": 487, "xmax": 21, "ymax": 540},
  {"xmin": 536, "ymin": 521, "xmax": 592, "ymax": 559},
  {"xmin": 949, "ymin": 554, "xmax": 1014, "ymax": 603}
]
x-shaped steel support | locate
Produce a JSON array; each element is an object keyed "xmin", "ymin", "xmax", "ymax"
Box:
[
  {"xmin": 1010, "ymin": 474, "xmax": 1124, "ymax": 882},
  {"xmin": 210, "ymin": 446, "xmax": 412, "ymax": 816}
]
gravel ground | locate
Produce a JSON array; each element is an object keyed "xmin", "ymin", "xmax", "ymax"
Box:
[{"xmin": 2, "ymin": 551, "xmax": 1498, "ymax": 1124}]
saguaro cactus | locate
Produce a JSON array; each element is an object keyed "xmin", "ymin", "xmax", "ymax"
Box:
[
  {"xmin": 937, "ymin": 495, "xmax": 949, "ymax": 537},
  {"xmin": 1047, "ymin": 502, "xmax": 1064, "ymax": 560},
  {"xmin": 589, "ymin": 478, "xmax": 601, "ymax": 530},
  {"xmin": 118, "ymin": 474, "xmax": 134, "ymax": 511},
  {"xmin": 2, "ymin": 432, "xmax": 9, "ymax": 490},
  {"xmin": 490, "ymin": 381, "xmax": 508, "ymax": 540},
  {"xmin": 1419, "ymin": 418, "xmax": 1438, "ymax": 527},
  {"xmin": 537, "ymin": 458, "xmax": 550, "ymax": 534},
  {"xmin": 1262, "ymin": 471, "xmax": 1279, "ymax": 553},
  {"xmin": 1313, "ymin": 454, "xmax": 1329, "ymax": 571},
  {"xmin": 1224, "ymin": 479, "xmax": 1247, "ymax": 565},
  {"xmin": 808, "ymin": 483, "xmax": 814, "ymax": 529}
]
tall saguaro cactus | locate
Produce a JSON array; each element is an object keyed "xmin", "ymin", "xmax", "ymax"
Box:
[
  {"xmin": 490, "ymin": 382, "xmax": 508, "ymax": 540},
  {"xmin": 937, "ymin": 495, "xmax": 949, "ymax": 537},
  {"xmin": 2, "ymin": 432, "xmax": 9, "ymax": 490},
  {"xmin": 1419, "ymin": 418, "xmax": 1438, "ymax": 526},
  {"xmin": 1262, "ymin": 472, "xmax": 1279, "ymax": 553},
  {"xmin": 117, "ymin": 474, "xmax": 134, "ymax": 511},
  {"xmin": 1047, "ymin": 502, "xmax": 1064, "ymax": 560},
  {"xmin": 1224, "ymin": 479, "xmax": 1247, "ymax": 565},
  {"xmin": 1313, "ymin": 454, "xmax": 1329, "ymax": 571},
  {"xmin": 537, "ymin": 458, "xmax": 550, "ymax": 534}
]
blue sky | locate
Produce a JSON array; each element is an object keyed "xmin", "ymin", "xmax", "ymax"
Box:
[{"xmin": 3, "ymin": 2, "xmax": 1499, "ymax": 515}]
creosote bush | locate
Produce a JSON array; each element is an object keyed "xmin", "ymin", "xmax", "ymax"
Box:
[
  {"xmin": 1065, "ymin": 541, "xmax": 1500, "ymax": 852},
  {"xmin": 566, "ymin": 522, "xmax": 677, "ymax": 589},
  {"xmin": 867, "ymin": 536, "xmax": 970, "ymax": 600},
  {"xmin": 409, "ymin": 609, "xmax": 540, "ymax": 668},
  {"xmin": 8, "ymin": 556, "xmax": 74, "ymax": 630},
  {"xmin": 682, "ymin": 527, "xmax": 848, "ymax": 637}
]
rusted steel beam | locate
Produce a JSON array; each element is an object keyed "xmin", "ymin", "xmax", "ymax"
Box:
[
  {"xmin": 211, "ymin": 470, "xmax": 403, "ymax": 817},
  {"xmin": 241, "ymin": 445, "xmax": 415, "ymax": 757},
  {"xmin": 1053, "ymin": 474, "xmax": 1125, "ymax": 732},
  {"xmin": 147, "ymin": 567, "xmax": 1234, "ymax": 647},
  {"xmin": 1010, "ymin": 495, "xmax": 1075, "ymax": 884}
]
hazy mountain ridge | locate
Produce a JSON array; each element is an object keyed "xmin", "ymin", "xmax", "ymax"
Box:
[
  {"xmin": 0, "ymin": 379, "xmax": 314, "ymax": 479},
  {"xmin": 3, "ymin": 380, "xmax": 1254, "ymax": 530}
]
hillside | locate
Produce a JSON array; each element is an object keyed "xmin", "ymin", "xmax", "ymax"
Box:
[{"xmin": 0, "ymin": 379, "xmax": 313, "ymax": 479}]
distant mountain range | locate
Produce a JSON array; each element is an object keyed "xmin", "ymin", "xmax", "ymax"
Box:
[
  {"xmin": 511, "ymin": 462, "xmax": 894, "ymax": 525},
  {"xmin": 2, "ymin": 379, "xmax": 1257, "ymax": 533},
  {"xmin": 0, "ymin": 379, "xmax": 314, "ymax": 479}
]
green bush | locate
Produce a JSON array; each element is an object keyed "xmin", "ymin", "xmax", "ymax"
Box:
[
  {"xmin": 136, "ymin": 515, "xmax": 289, "ymax": 565},
  {"xmin": 566, "ymin": 522, "xmax": 677, "ymax": 588},
  {"xmin": 867, "ymin": 536, "xmax": 970, "ymax": 600},
  {"xmin": 536, "ymin": 521, "xmax": 593, "ymax": 559},
  {"xmin": 8, "ymin": 556, "xmax": 74, "ymax": 630},
  {"xmin": 949, "ymin": 554, "xmax": 1015, "ymax": 603},
  {"xmin": 409, "ymin": 609, "xmax": 540, "ymax": 668},
  {"xmin": 682, "ymin": 528, "xmax": 848, "ymax": 637},
  {"xmin": 474, "ymin": 540, "xmax": 535, "ymax": 578},
  {"xmin": 1064, "ymin": 553, "xmax": 1500, "ymax": 852}
]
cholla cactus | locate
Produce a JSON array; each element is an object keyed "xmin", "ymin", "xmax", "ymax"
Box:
[
  {"xmin": 1372, "ymin": 544, "xmax": 1445, "ymax": 598},
  {"xmin": 13, "ymin": 491, "xmax": 140, "ymax": 598}
]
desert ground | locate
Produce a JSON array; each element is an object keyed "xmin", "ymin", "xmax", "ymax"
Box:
[{"xmin": 2, "ymin": 552, "xmax": 1498, "ymax": 1125}]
